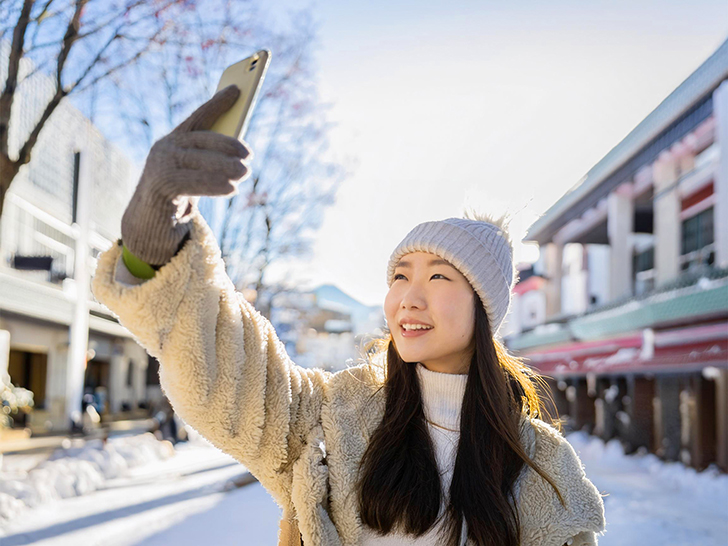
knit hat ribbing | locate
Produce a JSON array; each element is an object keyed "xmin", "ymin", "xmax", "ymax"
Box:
[{"xmin": 386, "ymin": 216, "xmax": 518, "ymax": 337}]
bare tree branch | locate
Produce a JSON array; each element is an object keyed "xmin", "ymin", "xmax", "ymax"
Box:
[
  {"xmin": 0, "ymin": 0, "xmax": 34, "ymax": 159},
  {"xmin": 217, "ymin": 14, "xmax": 346, "ymax": 302},
  {"xmin": 71, "ymin": 28, "xmax": 164, "ymax": 95},
  {"xmin": 54, "ymin": 0, "xmax": 86, "ymax": 91},
  {"xmin": 75, "ymin": 0, "xmax": 147, "ymax": 40},
  {"xmin": 27, "ymin": 0, "xmax": 61, "ymax": 50},
  {"xmin": 11, "ymin": 0, "xmax": 85, "ymax": 166}
]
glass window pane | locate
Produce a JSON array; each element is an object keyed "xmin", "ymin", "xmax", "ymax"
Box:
[{"xmin": 700, "ymin": 207, "xmax": 714, "ymax": 247}]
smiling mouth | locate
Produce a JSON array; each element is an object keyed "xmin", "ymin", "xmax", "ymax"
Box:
[{"xmin": 400, "ymin": 325, "xmax": 434, "ymax": 337}]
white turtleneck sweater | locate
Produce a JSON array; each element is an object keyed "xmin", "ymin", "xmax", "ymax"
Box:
[{"xmin": 360, "ymin": 362, "xmax": 468, "ymax": 546}]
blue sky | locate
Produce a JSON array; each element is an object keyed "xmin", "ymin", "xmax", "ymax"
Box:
[{"xmin": 246, "ymin": 0, "xmax": 727, "ymax": 306}]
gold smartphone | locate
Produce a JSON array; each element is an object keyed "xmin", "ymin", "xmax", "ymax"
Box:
[{"xmin": 209, "ymin": 49, "xmax": 271, "ymax": 141}]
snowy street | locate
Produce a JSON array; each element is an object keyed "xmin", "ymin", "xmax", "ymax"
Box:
[
  {"xmin": 0, "ymin": 436, "xmax": 282, "ymax": 545},
  {"xmin": 568, "ymin": 432, "xmax": 728, "ymax": 545},
  {"xmin": 1, "ymin": 431, "xmax": 726, "ymax": 545}
]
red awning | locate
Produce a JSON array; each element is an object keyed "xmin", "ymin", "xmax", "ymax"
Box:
[
  {"xmin": 523, "ymin": 323, "xmax": 728, "ymax": 376},
  {"xmin": 513, "ymin": 276, "xmax": 546, "ymax": 296}
]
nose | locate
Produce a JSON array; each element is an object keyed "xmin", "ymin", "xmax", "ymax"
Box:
[{"xmin": 400, "ymin": 283, "xmax": 427, "ymax": 310}]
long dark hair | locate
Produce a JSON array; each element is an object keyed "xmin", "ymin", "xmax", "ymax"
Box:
[{"xmin": 356, "ymin": 294, "xmax": 562, "ymax": 546}]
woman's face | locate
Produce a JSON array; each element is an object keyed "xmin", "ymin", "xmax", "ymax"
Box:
[{"xmin": 384, "ymin": 251, "xmax": 476, "ymax": 374}]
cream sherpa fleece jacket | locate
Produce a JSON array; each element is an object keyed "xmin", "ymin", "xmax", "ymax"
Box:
[{"xmin": 91, "ymin": 211, "xmax": 606, "ymax": 546}]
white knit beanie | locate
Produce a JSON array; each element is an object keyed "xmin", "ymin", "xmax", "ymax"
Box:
[{"xmin": 386, "ymin": 214, "xmax": 518, "ymax": 337}]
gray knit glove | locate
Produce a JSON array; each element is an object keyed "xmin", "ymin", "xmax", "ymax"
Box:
[{"xmin": 120, "ymin": 84, "xmax": 252, "ymax": 267}]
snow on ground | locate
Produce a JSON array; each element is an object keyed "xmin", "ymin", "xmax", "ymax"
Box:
[
  {"xmin": 567, "ymin": 431, "xmax": 728, "ymax": 546},
  {"xmin": 136, "ymin": 482, "xmax": 281, "ymax": 546},
  {"xmin": 1, "ymin": 429, "xmax": 726, "ymax": 545},
  {"xmin": 0, "ymin": 433, "xmax": 176, "ymax": 521},
  {"xmin": 0, "ymin": 434, "xmax": 282, "ymax": 545}
]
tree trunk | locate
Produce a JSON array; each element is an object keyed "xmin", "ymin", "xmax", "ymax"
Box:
[{"xmin": 0, "ymin": 154, "xmax": 21, "ymax": 220}]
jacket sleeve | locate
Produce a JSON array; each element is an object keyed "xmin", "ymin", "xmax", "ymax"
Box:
[
  {"xmin": 91, "ymin": 210, "xmax": 331, "ymax": 509},
  {"xmin": 564, "ymin": 531, "xmax": 598, "ymax": 545},
  {"xmin": 517, "ymin": 418, "xmax": 606, "ymax": 546}
]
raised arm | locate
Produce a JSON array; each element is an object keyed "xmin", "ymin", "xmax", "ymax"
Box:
[{"xmin": 91, "ymin": 87, "xmax": 331, "ymax": 510}]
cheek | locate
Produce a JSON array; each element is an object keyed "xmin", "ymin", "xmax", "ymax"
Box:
[
  {"xmin": 383, "ymin": 290, "xmax": 398, "ymax": 325},
  {"xmin": 437, "ymin": 293, "xmax": 474, "ymax": 339}
]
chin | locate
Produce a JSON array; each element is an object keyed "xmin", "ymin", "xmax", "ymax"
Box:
[
  {"xmin": 392, "ymin": 339, "xmax": 438, "ymax": 364},
  {"xmin": 399, "ymin": 351, "xmax": 434, "ymax": 364},
  {"xmin": 400, "ymin": 356, "xmax": 422, "ymax": 364}
]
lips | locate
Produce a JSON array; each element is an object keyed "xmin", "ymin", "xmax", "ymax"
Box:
[
  {"xmin": 398, "ymin": 318, "xmax": 433, "ymax": 328},
  {"xmin": 400, "ymin": 324, "xmax": 434, "ymax": 338}
]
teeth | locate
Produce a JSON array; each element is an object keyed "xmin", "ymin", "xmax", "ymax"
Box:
[{"xmin": 402, "ymin": 324, "xmax": 433, "ymax": 331}]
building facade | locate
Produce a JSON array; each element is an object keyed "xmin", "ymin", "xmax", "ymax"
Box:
[
  {"xmin": 0, "ymin": 39, "xmax": 158, "ymax": 433},
  {"xmin": 504, "ymin": 40, "xmax": 728, "ymax": 471}
]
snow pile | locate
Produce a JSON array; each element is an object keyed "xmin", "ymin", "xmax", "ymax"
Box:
[
  {"xmin": 566, "ymin": 431, "xmax": 728, "ymax": 545},
  {"xmin": 0, "ymin": 432, "xmax": 175, "ymax": 521},
  {"xmin": 567, "ymin": 431, "xmax": 728, "ymax": 499}
]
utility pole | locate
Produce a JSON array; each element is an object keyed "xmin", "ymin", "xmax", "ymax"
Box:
[{"xmin": 64, "ymin": 140, "xmax": 94, "ymax": 431}]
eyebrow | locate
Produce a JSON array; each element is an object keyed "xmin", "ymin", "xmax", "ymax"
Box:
[{"xmin": 395, "ymin": 258, "xmax": 454, "ymax": 269}]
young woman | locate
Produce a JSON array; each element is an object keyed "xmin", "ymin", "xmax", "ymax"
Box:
[{"xmin": 92, "ymin": 87, "xmax": 605, "ymax": 546}]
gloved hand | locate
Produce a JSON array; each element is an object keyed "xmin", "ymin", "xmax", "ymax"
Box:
[{"xmin": 120, "ymin": 84, "xmax": 252, "ymax": 267}]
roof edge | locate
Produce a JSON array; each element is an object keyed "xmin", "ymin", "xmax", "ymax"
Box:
[{"xmin": 526, "ymin": 37, "xmax": 728, "ymax": 244}]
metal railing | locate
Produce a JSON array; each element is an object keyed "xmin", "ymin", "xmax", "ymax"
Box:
[{"xmin": 0, "ymin": 192, "xmax": 113, "ymax": 302}]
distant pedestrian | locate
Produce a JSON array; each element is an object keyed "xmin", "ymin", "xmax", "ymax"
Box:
[
  {"xmin": 81, "ymin": 398, "xmax": 101, "ymax": 435},
  {"xmin": 152, "ymin": 396, "xmax": 179, "ymax": 444},
  {"xmin": 92, "ymin": 87, "xmax": 604, "ymax": 546}
]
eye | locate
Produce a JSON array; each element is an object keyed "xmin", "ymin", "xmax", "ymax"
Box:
[{"xmin": 393, "ymin": 273, "xmax": 448, "ymax": 281}]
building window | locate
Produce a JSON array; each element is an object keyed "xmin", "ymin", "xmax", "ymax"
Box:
[
  {"xmin": 127, "ymin": 359, "xmax": 134, "ymax": 387},
  {"xmin": 634, "ymin": 247, "xmax": 654, "ymax": 273},
  {"xmin": 146, "ymin": 355, "xmax": 160, "ymax": 386},
  {"xmin": 7, "ymin": 350, "xmax": 47, "ymax": 410},
  {"xmin": 633, "ymin": 247, "xmax": 655, "ymax": 296},
  {"xmin": 681, "ymin": 207, "xmax": 714, "ymax": 270}
]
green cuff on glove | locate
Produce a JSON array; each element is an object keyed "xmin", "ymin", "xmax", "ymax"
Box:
[
  {"xmin": 122, "ymin": 244, "xmax": 158, "ymax": 279},
  {"xmin": 119, "ymin": 230, "xmax": 192, "ymax": 280}
]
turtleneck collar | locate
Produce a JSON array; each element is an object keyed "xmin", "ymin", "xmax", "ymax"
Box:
[{"xmin": 415, "ymin": 362, "xmax": 468, "ymax": 431}]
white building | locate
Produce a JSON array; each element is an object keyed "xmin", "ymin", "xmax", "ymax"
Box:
[
  {"xmin": 504, "ymin": 39, "xmax": 728, "ymax": 471},
  {"xmin": 0, "ymin": 39, "xmax": 156, "ymax": 433}
]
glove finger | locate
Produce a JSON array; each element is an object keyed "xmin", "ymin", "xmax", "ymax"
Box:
[
  {"xmin": 172, "ymin": 85, "xmax": 240, "ymax": 134},
  {"xmin": 174, "ymin": 147, "xmax": 249, "ymax": 181},
  {"xmin": 172, "ymin": 131, "xmax": 252, "ymax": 160},
  {"xmin": 167, "ymin": 168, "xmax": 244, "ymax": 197}
]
